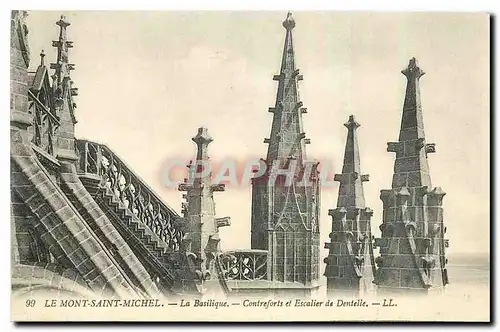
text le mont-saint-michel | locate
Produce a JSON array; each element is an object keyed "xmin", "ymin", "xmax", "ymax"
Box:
[{"xmin": 43, "ymin": 298, "xmax": 397, "ymax": 309}]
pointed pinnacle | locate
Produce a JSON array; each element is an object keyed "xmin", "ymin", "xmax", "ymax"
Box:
[
  {"xmin": 39, "ymin": 50, "xmax": 45, "ymax": 66},
  {"xmin": 344, "ymin": 115, "xmax": 361, "ymax": 130},
  {"xmin": 282, "ymin": 11, "xmax": 295, "ymax": 30}
]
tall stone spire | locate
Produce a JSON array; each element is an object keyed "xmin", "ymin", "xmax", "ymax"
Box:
[
  {"xmin": 179, "ymin": 128, "xmax": 230, "ymax": 294},
  {"xmin": 251, "ymin": 12, "xmax": 320, "ymax": 293},
  {"xmin": 388, "ymin": 57, "xmax": 434, "ymax": 189},
  {"xmin": 265, "ymin": 11, "xmax": 310, "ymax": 165},
  {"xmin": 51, "ymin": 15, "xmax": 77, "ymax": 110},
  {"xmin": 335, "ymin": 115, "xmax": 369, "ymax": 208},
  {"xmin": 324, "ymin": 115, "xmax": 375, "ymax": 296},
  {"xmin": 374, "ymin": 58, "xmax": 449, "ymax": 294},
  {"xmin": 51, "ymin": 14, "xmax": 79, "ymax": 163}
]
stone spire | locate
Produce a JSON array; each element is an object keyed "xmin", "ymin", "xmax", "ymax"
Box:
[
  {"xmin": 324, "ymin": 115, "xmax": 375, "ymax": 296},
  {"xmin": 265, "ymin": 11, "xmax": 310, "ymax": 166},
  {"xmin": 374, "ymin": 58, "xmax": 449, "ymax": 294},
  {"xmin": 179, "ymin": 128, "xmax": 230, "ymax": 294},
  {"xmin": 250, "ymin": 13, "xmax": 320, "ymax": 293},
  {"xmin": 51, "ymin": 15, "xmax": 78, "ymax": 112},
  {"xmin": 49, "ymin": 14, "xmax": 79, "ymax": 163},
  {"xmin": 335, "ymin": 115, "xmax": 369, "ymax": 208},
  {"xmin": 388, "ymin": 57, "xmax": 434, "ymax": 189}
]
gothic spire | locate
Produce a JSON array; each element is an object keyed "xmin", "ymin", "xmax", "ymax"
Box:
[
  {"xmin": 51, "ymin": 15, "xmax": 78, "ymax": 109},
  {"xmin": 264, "ymin": 12, "xmax": 310, "ymax": 166},
  {"xmin": 387, "ymin": 57, "xmax": 434, "ymax": 189},
  {"xmin": 334, "ymin": 115, "xmax": 369, "ymax": 208},
  {"xmin": 324, "ymin": 115, "xmax": 375, "ymax": 296},
  {"xmin": 374, "ymin": 58, "xmax": 448, "ymax": 293},
  {"xmin": 400, "ymin": 57, "xmax": 426, "ymax": 141}
]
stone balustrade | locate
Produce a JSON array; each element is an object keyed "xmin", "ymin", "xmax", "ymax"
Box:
[{"xmin": 77, "ymin": 139, "xmax": 184, "ymax": 251}]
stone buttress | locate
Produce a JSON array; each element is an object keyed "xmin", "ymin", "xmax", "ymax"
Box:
[
  {"xmin": 374, "ymin": 58, "xmax": 450, "ymax": 294},
  {"xmin": 324, "ymin": 115, "xmax": 376, "ymax": 296},
  {"xmin": 179, "ymin": 128, "xmax": 231, "ymax": 296},
  {"xmin": 11, "ymin": 12, "xmax": 161, "ymax": 299}
]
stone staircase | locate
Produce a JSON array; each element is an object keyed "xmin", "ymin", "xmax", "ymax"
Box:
[{"xmin": 77, "ymin": 140, "xmax": 200, "ymax": 296}]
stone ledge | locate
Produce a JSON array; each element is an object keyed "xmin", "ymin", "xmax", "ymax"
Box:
[{"xmin": 10, "ymin": 110, "xmax": 32, "ymax": 128}]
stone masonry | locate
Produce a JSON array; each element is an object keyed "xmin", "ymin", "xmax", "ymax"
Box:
[
  {"xmin": 324, "ymin": 115, "xmax": 376, "ymax": 296},
  {"xmin": 373, "ymin": 58, "xmax": 450, "ymax": 294},
  {"xmin": 179, "ymin": 128, "xmax": 231, "ymax": 296},
  {"xmin": 11, "ymin": 11, "xmax": 162, "ymax": 299},
  {"xmin": 250, "ymin": 12, "xmax": 321, "ymax": 291},
  {"xmin": 11, "ymin": 11, "xmax": 451, "ymax": 300}
]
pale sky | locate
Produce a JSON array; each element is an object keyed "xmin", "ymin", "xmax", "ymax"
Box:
[{"xmin": 25, "ymin": 11, "xmax": 489, "ymax": 254}]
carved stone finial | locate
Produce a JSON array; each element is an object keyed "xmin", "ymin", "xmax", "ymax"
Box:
[
  {"xmin": 282, "ymin": 11, "xmax": 295, "ymax": 30},
  {"xmin": 192, "ymin": 127, "xmax": 213, "ymax": 146},
  {"xmin": 39, "ymin": 50, "xmax": 45, "ymax": 66},
  {"xmin": 401, "ymin": 57, "xmax": 425, "ymax": 79},
  {"xmin": 344, "ymin": 114, "xmax": 361, "ymax": 130},
  {"xmin": 56, "ymin": 14, "xmax": 70, "ymax": 28}
]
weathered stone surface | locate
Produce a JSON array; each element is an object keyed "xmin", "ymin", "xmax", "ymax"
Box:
[
  {"xmin": 325, "ymin": 115, "xmax": 375, "ymax": 297},
  {"xmin": 250, "ymin": 13, "xmax": 320, "ymax": 292},
  {"xmin": 375, "ymin": 58, "xmax": 449, "ymax": 293},
  {"xmin": 61, "ymin": 167, "xmax": 161, "ymax": 297}
]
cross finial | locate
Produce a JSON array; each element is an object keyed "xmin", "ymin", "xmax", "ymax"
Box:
[
  {"xmin": 344, "ymin": 114, "xmax": 361, "ymax": 130},
  {"xmin": 56, "ymin": 14, "xmax": 70, "ymax": 28},
  {"xmin": 282, "ymin": 11, "xmax": 295, "ymax": 30},
  {"xmin": 402, "ymin": 57, "xmax": 425, "ymax": 79},
  {"xmin": 192, "ymin": 127, "xmax": 213, "ymax": 146}
]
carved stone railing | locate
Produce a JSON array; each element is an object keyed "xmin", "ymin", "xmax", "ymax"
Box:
[
  {"xmin": 221, "ymin": 249, "xmax": 268, "ymax": 281},
  {"xmin": 76, "ymin": 139, "xmax": 184, "ymax": 251}
]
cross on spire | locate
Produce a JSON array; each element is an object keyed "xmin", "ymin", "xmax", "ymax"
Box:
[{"xmin": 192, "ymin": 127, "xmax": 213, "ymax": 168}]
